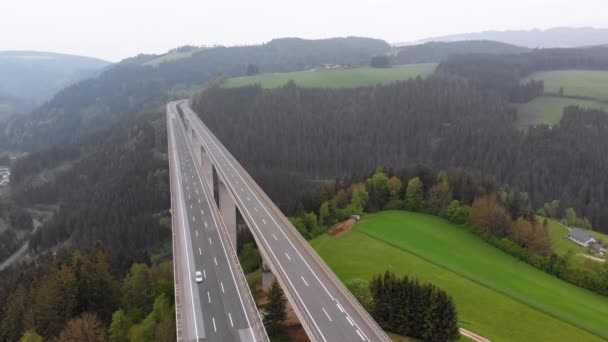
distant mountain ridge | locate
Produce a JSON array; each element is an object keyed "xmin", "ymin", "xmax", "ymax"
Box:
[
  {"xmin": 0, "ymin": 51, "xmax": 110, "ymax": 115},
  {"xmin": 399, "ymin": 27, "xmax": 608, "ymax": 48},
  {"xmin": 394, "ymin": 40, "xmax": 529, "ymax": 64},
  {"xmin": 1, "ymin": 37, "xmax": 389, "ymax": 151}
]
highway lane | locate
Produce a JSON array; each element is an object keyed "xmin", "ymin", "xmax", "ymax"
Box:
[
  {"xmin": 168, "ymin": 103, "xmax": 265, "ymax": 342},
  {"xmin": 179, "ymin": 102, "xmax": 390, "ymax": 342}
]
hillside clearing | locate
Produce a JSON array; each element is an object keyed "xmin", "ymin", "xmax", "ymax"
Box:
[
  {"xmin": 311, "ymin": 211, "xmax": 608, "ymax": 341},
  {"xmin": 524, "ymin": 70, "xmax": 608, "ymax": 101},
  {"xmin": 223, "ymin": 63, "xmax": 437, "ymax": 89},
  {"xmin": 516, "ymin": 96, "xmax": 605, "ymax": 127}
]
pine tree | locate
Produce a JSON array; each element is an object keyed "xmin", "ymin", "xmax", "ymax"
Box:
[{"xmin": 264, "ymin": 279, "xmax": 287, "ymax": 335}]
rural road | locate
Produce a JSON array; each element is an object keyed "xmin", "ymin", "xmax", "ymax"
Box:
[
  {"xmin": 460, "ymin": 328, "xmax": 491, "ymax": 342},
  {"xmin": 0, "ymin": 219, "xmax": 41, "ymax": 271}
]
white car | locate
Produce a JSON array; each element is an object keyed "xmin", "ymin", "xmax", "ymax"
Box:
[{"xmin": 195, "ymin": 271, "xmax": 203, "ymax": 283}]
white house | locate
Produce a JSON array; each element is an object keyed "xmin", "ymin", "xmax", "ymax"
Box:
[{"xmin": 567, "ymin": 228, "xmax": 596, "ymax": 247}]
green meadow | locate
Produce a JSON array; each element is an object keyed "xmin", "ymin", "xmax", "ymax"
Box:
[
  {"xmin": 516, "ymin": 96, "xmax": 605, "ymax": 127},
  {"xmin": 311, "ymin": 211, "xmax": 608, "ymax": 341},
  {"xmin": 223, "ymin": 63, "xmax": 437, "ymax": 89}
]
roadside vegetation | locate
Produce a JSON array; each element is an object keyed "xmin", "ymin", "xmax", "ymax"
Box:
[{"xmin": 223, "ymin": 63, "xmax": 437, "ymax": 89}]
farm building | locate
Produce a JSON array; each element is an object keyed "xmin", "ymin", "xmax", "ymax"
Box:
[
  {"xmin": 567, "ymin": 228, "xmax": 596, "ymax": 247},
  {"xmin": 591, "ymin": 242, "xmax": 606, "ymax": 252}
]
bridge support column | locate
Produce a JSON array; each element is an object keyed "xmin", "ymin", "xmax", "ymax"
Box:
[
  {"xmin": 200, "ymin": 148, "xmax": 213, "ymax": 195},
  {"xmin": 262, "ymin": 258, "xmax": 275, "ymax": 291},
  {"xmin": 218, "ymin": 180, "xmax": 237, "ymax": 251}
]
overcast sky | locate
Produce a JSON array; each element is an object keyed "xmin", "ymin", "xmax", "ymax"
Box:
[{"xmin": 1, "ymin": 0, "xmax": 606, "ymax": 62}]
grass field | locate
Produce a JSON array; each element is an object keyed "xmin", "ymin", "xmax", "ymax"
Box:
[
  {"xmin": 142, "ymin": 49, "xmax": 202, "ymax": 67},
  {"xmin": 311, "ymin": 211, "xmax": 608, "ymax": 341},
  {"xmin": 524, "ymin": 70, "xmax": 608, "ymax": 101},
  {"xmin": 543, "ymin": 217, "xmax": 607, "ymax": 265},
  {"xmin": 223, "ymin": 63, "xmax": 437, "ymax": 89},
  {"xmin": 516, "ymin": 96, "xmax": 606, "ymax": 127}
]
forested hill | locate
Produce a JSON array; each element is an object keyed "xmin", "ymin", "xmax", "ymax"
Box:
[
  {"xmin": 193, "ymin": 81, "xmax": 608, "ymax": 233},
  {"xmin": 0, "ymin": 51, "xmax": 109, "ymax": 115},
  {"xmin": 416, "ymin": 27, "xmax": 608, "ymax": 48},
  {"xmin": 394, "ymin": 40, "xmax": 529, "ymax": 64},
  {"xmin": 437, "ymin": 46, "xmax": 608, "ymax": 101},
  {"xmin": 1, "ymin": 37, "xmax": 389, "ymax": 151},
  {"xmin": 10, "ymin": 111, "xmax": 171, "ymax": 256}
]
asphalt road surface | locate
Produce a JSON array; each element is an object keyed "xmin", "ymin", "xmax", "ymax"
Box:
[
  {"xmin": 168, "ymin": 104, "xmax": 265, "ymax": 342},
  {"xmin": 179, "ymin": 101, "xmax": 390, "ymax": 342}
]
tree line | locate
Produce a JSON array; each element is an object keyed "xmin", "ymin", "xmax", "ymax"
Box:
[
  {"xmin": 294, "ymin": 166, "xmax": 608, "ymax": 296},
  {"xmin": 370, "ymin": 271, "xmax": 459, "ymax": 342},
  {"xmin": 1, "ymin": 37, "xmax": 389, "ymax": 151},
  {"xmin": 192, "ymin": 79, "xmax": 608, "ymax": 233},
  {"xmin": 437, "ymin": 46, "xmax": 608, "ymax": 101},
  {"xmin": 0, "ymin": 242, "xmax": 174, "ymax": 341}
]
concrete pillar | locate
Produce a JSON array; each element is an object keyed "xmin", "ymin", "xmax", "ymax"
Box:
[
  {"xmin": 262, "ymin": 258, "xmax": 275, "ymax": 291},
  {"xmin": 200, "ymin": 148, "xmax": 213, "ymax": 195},
  {"xmin": 218, "ymin": 180, "xmax": 237, "ymax": 251}
]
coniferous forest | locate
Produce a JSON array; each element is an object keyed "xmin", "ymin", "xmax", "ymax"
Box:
[{"xmin": 193, "ymin": 78, "xmax": 608, "ymax": 232}]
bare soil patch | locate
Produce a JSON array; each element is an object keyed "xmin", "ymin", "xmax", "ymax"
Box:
[{"xmin": 329, "ymin": 218, "xmax": 357, "ymax": 237}]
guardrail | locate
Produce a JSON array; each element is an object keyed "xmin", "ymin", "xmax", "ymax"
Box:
[
  {"xmin": 175, "ymin": 107, "xmax": 269, "ymax": 342},
  {"xmin": 182, "ymin": 102, "xmax": 390, "ymax": 342}
]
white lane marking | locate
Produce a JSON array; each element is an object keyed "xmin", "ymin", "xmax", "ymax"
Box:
[
  {"xmin": 285, "ymin": 252, "xmax": 291, "ymax": 261},
  {"xmin": 336, "ymin": 301, "xmax": 344, "ymax": 313},
  {"xmin": 196, "ymin": 190, "xmax": 198, "ymax": 195},
  {"xmin": 322, "ymin": 307, "xmax": 332, "ymax": 322},
  {"xmin": 229, "ymin": 313, "xmax": 234, "ymax": 327},
  {"xmin": 262, "ymin": 219, "xmax": 267, "ymax": 224},
  {"xmin": 212, "ymin": 317, "xmax": 217, "ymax": 332},
  {"xmin": 356, "ymin": 330, "xmax": 365, "ymax": 340},
  {"xmin": 201, "ymin": 209, "xmax": 204, "ymax": 215},
  {"xmin": 240, "ymin": 187, "xmax": 244, "ymax": 193},
  {"xmin": 198, "ymin": 247, "xmax": 202, "ymax": 255},
  {"xmin": 221, "ymin": 282, "xmax": 225, "ymax": 293},
  {"xmin": 195, "ymin": 230, "xmax": 198, "ymax": 237},
  {"xmin": 190, "ymin": 204, "xmax": 192, "ymax": 209},
  {"xmin": 209, "ymin": 237, "xmax": 212, "ymax": 245},
  {"xmin": 247, "ymin": 196, "xmax": 250, "ymax": 201},
  {"xmin": 168, "ymin": 118, "xmax": 200, "ymax": 340},
  {"xmin": 188, "ymin": 194, "xmax": 190, "ymax": 199},
  {"xmin": 301, "ymin": 276, "xmax": 309, "ymax": 287},
  {"xmin": 346, "ymin": 316, "xmax": 354, "ymax": 326},
  {"xmin": 203, "ymin": 269, "xmax": 206, "ymax": 279},
  {"xmin": 205, "ymin": 221, "xmax": 208, "ymax": 228},
  {"xmin": 272, "ymin": 233, "xmax": 278, "ymax": 241},
  {"xmin": 183, "ymin": 107, "xmax": 310, "ymax": 342},
  {"xmin": 254, "ymin": 207, "xmax": 258, "ymax": 212},
  {"xmin": 214, "ymin": 257, "xmax": 218, "ymax": 265},
  {"xmin": 192, "ymin": 216, "xmax": 195, "ymax": 222},
  {"xmin": 198, "ymin": 199, "xmax": 201, "ymax": 204}
]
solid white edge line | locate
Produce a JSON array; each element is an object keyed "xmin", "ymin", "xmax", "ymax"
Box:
[
  {"xmin": 179, "ymin": 113, "xmax": 262, "ymax": 342},
  {"xmin": 185, "ymin": 106, "xmax": 328, "ymax": 342},
  {"xmin": 168, "ymin": 111, "xmax": 200, "ymax": 340}
]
